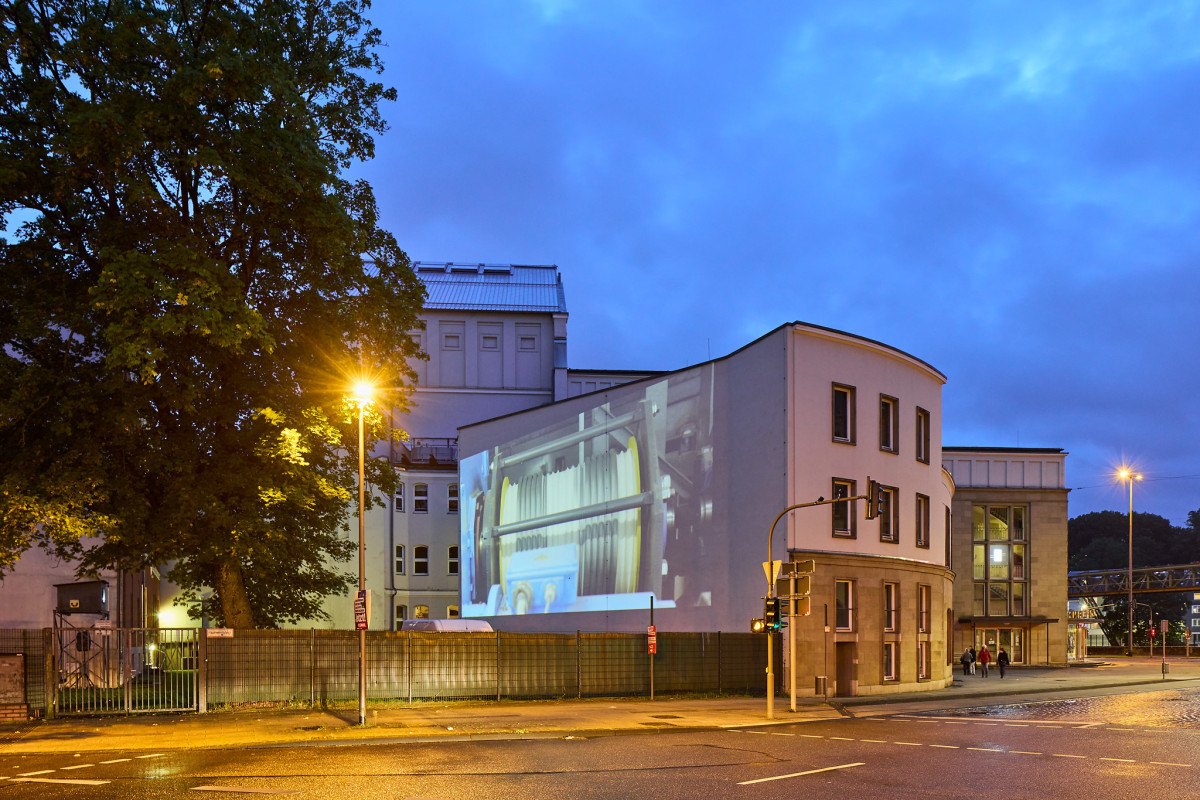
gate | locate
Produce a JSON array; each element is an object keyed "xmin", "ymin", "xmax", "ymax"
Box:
[{"xmin": 53, "ymin": 626, "xmax": 198, "ymax": 715}]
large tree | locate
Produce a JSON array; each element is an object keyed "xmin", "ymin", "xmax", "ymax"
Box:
[{"xmin": 0, "ymin": 0, "xmax": 424, "ymax": 627}]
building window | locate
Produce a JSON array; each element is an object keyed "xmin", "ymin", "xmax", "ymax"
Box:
[
  {"xmin": 414, "ymin": 483, "xmax": 428, "ymax": 513},
  {"xmin": 918, "ymin": 640, "xmax": 930, "ymax": 680},
  {"xmin": 832, "ymin": 384, "xmax": 856, "ymax": 443},
  {"xmin": 832, "ymin": 478, "xmax": 856, "ymax": 538},
  {"xmin": 918, "ymin": 584, "xmax": 931, "ymax": 633},
  {"xmin": 447, "ymin": 483, "xmax": 459, "ymax": 514},
  {"xmin": 878, "ymin": 485, "xmax": 898, "ymax": 543},
  {"xmin": 414, "ymin": 545, "xmax": 429, "ymax": 575},
  {"xmin": 414, "ymin": 604, "xmax": 429, "ymax": 619},
  {"xmin": 915, "ymin": 407, "xmax": 930, "ymax": 464},
  {"xmin": 945, "ymin": 505, "xmax": 952, "ymax": 567},
  {"xmin": 883, "ymin": 641, "xmax": 898, "ymax": 681},
  {"xmin": 915, "ymin": 493, "xmax": 930, "ymax": 548},
  {"xmin": 972, "ymin": 505, "xmax": 1029, "ymax": 617},
  {"xmin": 394, "ymin": 545, "xmax": 405, "ymax": 575},
  {"xmin": 879, "ymin": 394, "xmax": 899, "ymax": 453},
  {"xmin": 448, "ymin": 545, "xmax": 459, "ymax": 575},
  {"xmin": 883, "ymin": 582, "xmax": 899, "ymax": 633},
  {"xmin": 835, "ymin": 580, "xmax": 854, "ymax": 631},
  {"xmin": 448, "ymin": 605, "xmax": 460, "ymax": 618},
  {"xmin": 395, "ymin": 605, "xmax": 407, "ymax": 627},
  {"xmin": 394, "ymin": 482, "xmax": 405, "ymax": 512}
]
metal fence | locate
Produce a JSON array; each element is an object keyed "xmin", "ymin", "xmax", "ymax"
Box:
[
  {"xmin": 2, "ymin": 628, "xmax": 773, "ymax": 716},
  {"xmin": 204, "ymin": 629, "xmax": 773, "ymax": 707}
]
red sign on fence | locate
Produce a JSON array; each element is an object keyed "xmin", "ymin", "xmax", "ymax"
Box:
[{"xmin": 647, "ymin": 625, "xmax": 657, "ymax": 654}]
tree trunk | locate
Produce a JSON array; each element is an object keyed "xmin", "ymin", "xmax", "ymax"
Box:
[{"xmin": 214, "ymin": 556, "xmax": 256, "ymax": 628}]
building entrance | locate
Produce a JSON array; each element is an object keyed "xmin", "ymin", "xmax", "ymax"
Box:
[{"xmin": 975, "ymin": 628, "xmax": 1023, "ymax": 664}]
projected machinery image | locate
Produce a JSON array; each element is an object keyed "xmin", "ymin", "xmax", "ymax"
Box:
[{"xmin": 461, "ymin": 369, "xmax": 718, "ymax": 618}]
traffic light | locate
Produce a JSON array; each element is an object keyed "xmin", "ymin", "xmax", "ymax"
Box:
[
  {"xmin": 865, "ymin": 478, "xmax": 885, "ymax": 520},
  {"xmin": 1151, "ymin": 627, "xmax": 1157, "ymax": 638},
  {"xmin": 751, "ymin": 617, "xmax": 766, "ymax": 633},
  {"xmin": 764, "ymin": 598, "xmax": 781, "ymax": 631}
]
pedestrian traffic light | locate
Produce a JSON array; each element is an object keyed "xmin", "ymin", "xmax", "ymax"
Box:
[
  {"xmin": 764, "ymin": 598, "xmax": 781, "ymax": 631},
  {"xmin": 1151, "ymin": 627, "xmax": 1157, "ymax": 638}
]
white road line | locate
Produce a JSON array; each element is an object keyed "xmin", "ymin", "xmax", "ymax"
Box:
[
  {"xmin": 61, "ymin": 764, "xmax": 95, "ymax": 770},
  {"xmin": 15, "ymin": 770, "xmax": 55, "ymax": 776},
  {"xmin": 930, "ymin": 744, "xmax": 959, "ymax": 749},
  {"xmin": 1010, "ymin": 751, "xmax": 1042, "ymax": 755},
  {"xmin": 136, "ymin": 753, "xmax": 167, "ymax": 759},
  {"xmin": 1151, "ymin": 762, "xmax": 1192, "ymax": 767},
  {"xmin": 860, "ymin": 739, "xmax": 886, "ymax": 743},
  {"xmin": 770, "ymin": 733, "xmax": 795, "ymax": 736},
  {"xmin": 894, "ymin": 742, "xmax": 923, "ymax": 746},
  {"xmin": 99, "ymin": 758, "xmax": 132, "ymax": 764},
  {"xmin": 738, "ymin": 762, "xmax": 866, "ymax": 785},
  {"xmin": 1108, "ymin": 728, "xmax": 1134, "ymax": 731},
  {"xmin": 10, "ymin": 778, "xmax": 109, "ymax": 786},
  {"xmin": 829, "ymin": 737, "xmax": 854, "ymax": 741},
  {"xmin": 968, "ymin": 748, "xmax": 1004, "ymax": 752},
  {"xmin": 1052, "ymin": 754, "xmax": 1086, "ymax": 759},
  {"xmin": 1004, "ymin": 724, "xmax": 1028, "ymax": 727},
  {"xmin": 743, "ymin": 731, "xmax": 768, "ymax": 735},
  {"xmin": 800, "ymin": 734, "xmax": 824, "ymax": 739},
  {"xmin": 1100, "ymin": 758, "xmax": 1135, "ymax": 762}
]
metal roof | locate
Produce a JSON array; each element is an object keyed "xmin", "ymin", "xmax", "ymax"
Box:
[{"xmin": 415, "ymin": 262, "xmax": 567, "ymax": 313}]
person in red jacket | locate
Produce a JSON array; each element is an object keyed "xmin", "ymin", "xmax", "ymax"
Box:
[{"xmin": 978, "ymin": 644, "xmax": 993, "ymax": 677}]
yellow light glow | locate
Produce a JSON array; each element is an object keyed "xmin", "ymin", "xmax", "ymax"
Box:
[
  {"xmin": 1116, "ymin": 467, "xmax": 1142, "ymax": 482},
  {"xmin": 351, "ymin": 381, "xmax": 374, "ymax": 406}
]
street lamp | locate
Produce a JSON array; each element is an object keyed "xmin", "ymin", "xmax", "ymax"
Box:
[
  {"xmin": 1118, "ymin": 468, "xmax": 1142, "ymax": 657},
  {"xmin": 352, "ymin": 381, "xmax": 373, "ymax": 726}
]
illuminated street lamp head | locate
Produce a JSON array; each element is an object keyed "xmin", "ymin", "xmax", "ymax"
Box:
[
  {"xmin": 1117, "ymin": 467, "xmax": 1142, "ymax": 482},
  {"xmin": 351, "ymin": 381, "xmax": 374, "ymax": 407}
]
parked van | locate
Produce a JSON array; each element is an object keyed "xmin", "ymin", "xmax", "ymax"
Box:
[{"xmin": 399, "ymin": 619, "xmax": 494, "ymax": 633}]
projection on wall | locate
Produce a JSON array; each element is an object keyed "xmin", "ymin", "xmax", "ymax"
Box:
[{"xmin": 460, "ymin": 369, "xmax": 720, "ymax": 618}]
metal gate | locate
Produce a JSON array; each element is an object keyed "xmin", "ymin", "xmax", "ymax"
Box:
[{"xmin": 53, "ymin": 626, "xmax": 198, "ymax": 715}]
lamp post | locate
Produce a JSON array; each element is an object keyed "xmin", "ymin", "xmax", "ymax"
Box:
[
  {"xmin": 352, "ymin": 381, "xmax": 373, "ymax": 726},
  {"xmin": 1118, "ymin": 468, "xmax": 1141, "ymax": 657}
]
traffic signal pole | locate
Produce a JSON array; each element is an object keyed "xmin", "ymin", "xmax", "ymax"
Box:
[{"xmin": 763, "ymin": 479, "xmax": 882, "ymax": 719}]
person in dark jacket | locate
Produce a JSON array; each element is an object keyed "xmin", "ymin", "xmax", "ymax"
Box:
[
  {"xmin": 960, "ymin": 647, "xmax": 972, "ymax": 677},
  {"xmin": 997, "ymin": 648, "xmax": 1010, "ymax": 678},
  {"xmin": 978, "ymin": 644, "xmax": 992, "ymax": 677}
]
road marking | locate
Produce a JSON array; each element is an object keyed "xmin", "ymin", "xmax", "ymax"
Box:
[
  {"xmin": 61, "ymin": 764, "xmax": 95, "ymax": 770},
  {"xmin": 860, "ymin": 739, "xmax": 886, "ymax": 743},
  {"xmin": 800, "ymin": 734, "xmax": 823, "ymax": 739},
  {"xmin": 99, "ymin": 758, "xmax": 131, "ymax": 764},
  {"xmin": 930, "ymin": 744, "xmax": 958, "ymax": 749},
  {"xmin": 829, "ymin": 737, "xmax": 854, "ymax": 741},
  {"xmin": 968, "ymin": 748, "xmax": 1004, "ymax": 752},
  {"xmin": 1010, "ymin": 751, "xmax": 1042, "ymax": 755},
  {"xmin": 1052, "ymin": 754, "xmax": 1086, "ymax": 759},
  {"xmin": 1004, "ymin": 724, "xmax": 1028, "ymax": 727},
  {"xmin": 1101, "ymin": 758, "xmax": 1135, "ymax": 762},
  {"xmin": 15, "ymin": 770, "xmax": 55, "ymax": 777},
  {"xmin": 743, "ymin": 731, "xmax": 768, "ymax": 735},
  {"xmin": 10, "ymin": 778, "xmax": 109, "ymax": 786},
  {"xmin": 738, "ymin": 762, "xmax": 866, "ymax": 785},
  {"xmin": 771, "ymin": 733, "xmax": 795, "ymax": 737},
  {"xmin": 894, "ymin": 742, "xmax": 923, "ymax": 746},
  {"xmin": 1151, "ymin": 762, "xmax": 1191, "ymax": 767},
  {"xmin": 136, "ymin": 753, "xmax": 167, "ymax": 759},
  {"xmin": 1108, "ymin": 728, "xmax": 1134, "ymax": 731}
]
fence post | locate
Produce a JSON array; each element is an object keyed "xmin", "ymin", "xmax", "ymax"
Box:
[
  {"xmin": 576, "ymin": 630, "xmax": 581, "ymax": 699},
  {"xmin": 309, "ymin": 629, "xmax": 315, "ymax": 708},
  {"xmin": 42, "ymin": 628, "xmax": 55, "ymax": 719},
  {"xmin": 197, "ymin": 629, "xmax": 208, "ymax": 713},
  {"xmin": 496, "ymin": 630, "xmax": 501, "ymax": 702},
  {"xmin": 406, "ymin": 630, "xmax": 412, "ymax": 705},
  {"xmin": 717, "ymin": 631, "xmax": 722, "ymax": 696}
]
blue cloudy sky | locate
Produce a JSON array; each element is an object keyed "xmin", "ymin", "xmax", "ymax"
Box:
[{"xmin": 358, "ymin": 2, "xmax": 1200, "ymax": 527}]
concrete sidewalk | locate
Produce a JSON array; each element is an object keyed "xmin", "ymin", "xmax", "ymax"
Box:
[{"xmin": 1, "ymin": 657, "xmax": 1196, "ymax": 754}]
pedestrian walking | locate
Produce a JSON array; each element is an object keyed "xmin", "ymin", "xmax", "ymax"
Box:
[
  {"xmin": 969, "ymin": 647, "xmax": 977, "ymax": 675},
  {"xmin": 978, "ymin": 644, "xmax": 992, "ymax": 677},
  {"xmin": 997, "ymin": 647, "xmax": 1009, "ymax": 678},
  {"xmin": 960, "ymin": 647, "xmax": 973, "ymax": 677}
]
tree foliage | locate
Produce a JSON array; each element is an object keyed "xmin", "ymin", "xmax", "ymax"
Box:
[{"xmin": 0, "ymin": 0, "xmax": 424, "ymax": 627}]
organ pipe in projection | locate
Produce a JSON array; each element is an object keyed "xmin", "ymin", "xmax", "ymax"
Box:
[{"xmin": 460, "ymin": 368, "xmax": 719, "ymax": 619}]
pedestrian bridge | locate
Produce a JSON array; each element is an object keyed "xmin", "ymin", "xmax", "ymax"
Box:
[{"xmin": 1067, "ymin": 563, "xmax": 1200, "ymax": 597}]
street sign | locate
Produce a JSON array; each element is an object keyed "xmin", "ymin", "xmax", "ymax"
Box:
[
  {"xmin": 763, "ymin": 560, "xmax": 781, "ymax": 585},
  {"xmin": 206, "ymin": 628, "xmax": 233, "ymax": 638},
  {"xmin": 647, "ymin": 625, "xmax": 657, "ymax": 654}
]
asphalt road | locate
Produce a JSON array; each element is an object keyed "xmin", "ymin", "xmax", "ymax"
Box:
[{"xmin": 4, "ymin": 687, "xmax": 1200, "ymax": 799}]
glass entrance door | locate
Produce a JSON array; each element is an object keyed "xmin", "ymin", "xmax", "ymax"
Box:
[{"xmin": 976, "ymin": 628, "xmax": 1023, "ymax": 664}]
